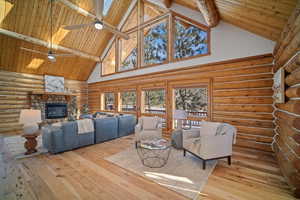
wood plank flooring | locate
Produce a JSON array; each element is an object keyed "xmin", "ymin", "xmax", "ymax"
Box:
[{"xmin": 0, "ymin": 135, "xmax": 296, "ymax": 200}]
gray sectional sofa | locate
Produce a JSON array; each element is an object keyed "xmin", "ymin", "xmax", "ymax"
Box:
[{"xmin": 42, "ymin": 114, "xmax": 136, "ymax": 154}]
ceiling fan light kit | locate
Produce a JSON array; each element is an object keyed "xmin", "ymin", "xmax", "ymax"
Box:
[
  {"xmin": 47, "ymin": 52, "xmax": 56, "ymax": 61},
  {"xmin": 94, "ymin": 21, "xmax": 103, "ymax": 30}
]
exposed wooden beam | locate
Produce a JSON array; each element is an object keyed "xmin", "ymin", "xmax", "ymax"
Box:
[
  {"xmin": 195, "ymin": 0, "xmax": 219, "ymax": 27},
  {"xmin": 57, "ymin": 0, "xmax": 129, "ymax": 40},
  {"xmin": 0, "ymin": 28, "xmax": 100, "ymax": 62},
  {"xmin": 163, "ymin": 0, "xmax": 172, "ymax": 8}
]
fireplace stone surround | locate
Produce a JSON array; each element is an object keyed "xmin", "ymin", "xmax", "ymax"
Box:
[{"xmin": 30, "ymin": 93, "xmax": 78, "ymax": 124}]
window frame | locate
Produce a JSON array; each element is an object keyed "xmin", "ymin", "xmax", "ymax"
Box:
[
  {"xmin": 141, "ymin": 87, "xmax": 166, "ymax": 116},
  {"xmin": 141, "ymin": 17, "xmax": 170, "ymax": 68},
  {"xmin": 118, "ymin": 89, "xmax": 137, "ymax": 114},
  {"xmin": 171, "ymin": 12, "xmax": 211, "ymax": 62},
  {"xmin": 101, "ymin": 40, "xmax": 117, "ymax": 76},
  {"xmin": 101, "ymin": 91, "xmax": 116, "ymax": 112},
  {"xmin": 100, "ymin": 9, "xmax": 210, "ymax": 77}
]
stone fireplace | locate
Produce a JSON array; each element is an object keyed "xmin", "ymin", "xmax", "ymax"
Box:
[{"xmin": 29, "ymin": 92, "xmax": 78, "ymax": 124}]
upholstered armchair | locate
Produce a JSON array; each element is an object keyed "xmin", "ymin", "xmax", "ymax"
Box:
[
  {"xmin": 183, "ymin": 121, "xmax": 236, "ymax": 169},
  {"xmin": 135, "ymin": 116, "xmax": 163, "ymax": 147}
]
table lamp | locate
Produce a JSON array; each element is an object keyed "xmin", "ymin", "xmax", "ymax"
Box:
[
  {"xmin": 19, "ymin": 109, "xmax": 42, "ymax": 135},
  {"xmin": 173, "ymin": 110, "xmax": 187, "ymax": 130}
]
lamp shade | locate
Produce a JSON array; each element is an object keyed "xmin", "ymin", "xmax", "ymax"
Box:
[
  {"xmin": 19, "ymin": 109, "xmax": 42, "ymax": 125},
  {"xmin": 173, "ymin": 110, "xmax": 187, "ymax": 120}
]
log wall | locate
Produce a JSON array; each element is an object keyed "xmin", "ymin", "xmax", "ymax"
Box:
[
  {"xmin": 88, "ymin": 54, "xmax": 274, "ymax": 152},
  {"xmin": 0, "ymin": 70, "xmax": 88, "ymax": 136},
  {"xmin": 272, "ymin": 1, "xmax": 300, "ymax": 197}
]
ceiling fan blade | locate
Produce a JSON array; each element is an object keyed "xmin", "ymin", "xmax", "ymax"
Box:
[
  {"xmin": 94, "ymin": 0, "xmax": 104, "ymax": 20},
  {"xmin": 20, "ymin": 47, "xmax": 48, "ymax": 56},
  {"xmin": 63, "ymin": 23, "xmax": 94, "ymax": 30},
  {"xmin": 103, "ymin": 22, "xmax": 130, "ymax": 40},
  {"xmin": 54, "ymin": 54, "xmax": 75, "ymax": 57}
]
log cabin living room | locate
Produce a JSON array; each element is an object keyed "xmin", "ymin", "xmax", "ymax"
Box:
[{"xmin": 0, "ymin": 0, "xmax": 300, "ymax": 199}]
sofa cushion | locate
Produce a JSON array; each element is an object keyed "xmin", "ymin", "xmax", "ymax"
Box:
[
  {"xmin": 94, "ymin": 117, "xmax": 118, "ymax": 143},
  {"xmin": 62, "ymin": 121, "xmax": 80, "ymax": 150},
  {"xmin": 118, "ymin": 115, "xmax": 136, "ymax": 137}
]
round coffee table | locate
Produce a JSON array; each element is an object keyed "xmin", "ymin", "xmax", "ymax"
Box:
[{"xmin": 136, "ymin": 139, "xmax": 171, "ymax": 168}]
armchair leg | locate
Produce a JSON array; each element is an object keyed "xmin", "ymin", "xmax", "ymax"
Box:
[
  {"xmin": 227, "ymin": 156, "xmax": 231, "ymax": 165},
  {"xmin": 183, "ymin": 149, "xmax": 186, "ymax": 157},
  {"xmin": 135, "ymin": 141, "xmax": 138, "ymax": 149},
  {"xmin": 203, "ymin": 160, "xmax": 206, "ymax": 170}
]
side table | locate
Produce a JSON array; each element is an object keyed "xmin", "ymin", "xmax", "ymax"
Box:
[{"xmin": 22, "ymin": 132, "xmax": 40, "ymax": 155}]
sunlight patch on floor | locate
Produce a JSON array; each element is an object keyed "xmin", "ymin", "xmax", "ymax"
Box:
[{"xmin": 144, "ymin": 171, "xmax": 193, "ymax": 184}]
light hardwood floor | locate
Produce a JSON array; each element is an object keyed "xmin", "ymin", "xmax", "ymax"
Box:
[{"xmin": 0, "ymin": 135, "xmax": 296, "ymax": 200}]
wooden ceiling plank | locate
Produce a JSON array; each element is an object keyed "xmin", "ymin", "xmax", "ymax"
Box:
[
  {"xmin": 195, "ymin": 0, "xmax": 220, "ymax": 27},
  {"xmin": 57, "ymin": 0, "xmax": 129, "ymax": 39},
  {"xmin": 0, "ymin": 28, "xmax": 100, "ymax": 62}
]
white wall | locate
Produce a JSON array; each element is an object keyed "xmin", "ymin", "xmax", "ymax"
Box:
[{"xmin": 88, "ymin": 3, "xmax": 275, "ymax": 83}]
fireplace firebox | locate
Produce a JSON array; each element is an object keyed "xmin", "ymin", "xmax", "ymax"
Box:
[{"xmin": 45, "ymin": 103, "xmax": 68, "ymax": 119}]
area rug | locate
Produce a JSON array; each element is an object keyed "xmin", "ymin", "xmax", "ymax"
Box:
[
  {"xmin": 105, "ymin": 147, "xmax": 217, "ymax": 200},
  {"xmin": 3, "ymin": 135, "xmax": 47, "ymax": 159}
]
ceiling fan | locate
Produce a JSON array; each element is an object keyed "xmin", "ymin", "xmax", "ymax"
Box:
[
  {"xmin": 63, "ymin": 0, "xmax": 129, "ymax": 40},
  {"xmin": 20, "ymin": 0, "xmax": 74, "ymax": 62}
]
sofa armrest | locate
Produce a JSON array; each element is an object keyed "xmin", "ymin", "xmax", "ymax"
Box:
[
  {"xmin": 199, "ymin": 133, "xmax": 233, "ymax": 159},
  {"xmin": 42, "ymin": 126, "xmax": 65, "ymax": 154}
]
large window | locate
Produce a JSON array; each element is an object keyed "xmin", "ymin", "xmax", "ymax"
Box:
[
  {"xmin": 102, "ymin": 92, "xmax": 115, "ymax": 111},
  {"xmin": 119, "ymin": 32, "xmax": 138, "ymax": 72},
  {"xmin": 101, "ymin": 3, "xmax": 210, "ymax": 76},
  {"xmin": 119, "ymin": 91, "xmax": 136, "ymax": 112},
  {"xmin": 174, "ymin": 87, "xmax": 208, "ymax": 118},
  {"xmin": 142, "ymin": 89, "xmax": 166, "ymax": 114},
  {"xmin": 143, "ymin": 20, "xmax": 168, "ymax": 66},
  {"xmin": 174, "ymin": 17, "xmax": 208, "ymax": 59},
  {"xmin": 102, "ymin": 43, "xmax": 116, "ymax": 75},
  {"xmin": 103, "ymin": 0, "xmax": 114, "ymax": 16}
]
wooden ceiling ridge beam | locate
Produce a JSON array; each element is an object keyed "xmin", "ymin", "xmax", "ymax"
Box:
[
  {"xmin": 0, "ymin": 28, "xmax": 100, "ymax": 62},
  {"xmin": 57, "ymin": 0, "xmax": 129, "ymax": 40},
  {"xmin": 195, "ymin": 0, "xmax": 220, "ymax": 27}
]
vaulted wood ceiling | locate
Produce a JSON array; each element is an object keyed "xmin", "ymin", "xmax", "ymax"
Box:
[
  {"xmin": 0, "ymin": 0, "xmax": 132, "ymax": 80},
  {"xmin": 0, "ymin": 0, "xmax": 297, "ymax": 81},
  {"xmin": 174, "ymin": 0, "xmax": 297, "ymax": 41}
]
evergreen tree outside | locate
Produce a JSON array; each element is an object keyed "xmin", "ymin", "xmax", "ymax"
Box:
[
  {"xmin": 174, "ymin": 19, "xmax": 208, "ymax": 59},
  {"xmin": 120, "ymin": 91, "xmax": 136, "ymax": 111},
  {"xmin": 143, "ymin": 89, "xmax": 166, "ymax": 114},
  {"xmin": 174, "ymin": 87, "xmax": 208, "ymax": 117},
  {"xmin": 143, "ymin": 22, "xmax": 167, "ymax": 65},
  {"xmin": 119, "ymin": 48, "xmax": 137, "ymax": 71}
]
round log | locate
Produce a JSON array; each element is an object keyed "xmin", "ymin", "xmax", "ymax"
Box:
[
  {"xmin": 285, "ymin": 53, "xmax": 300, "ymax": 73},
  {"xmin": 286, "ymin": 87, "xmax": 300, "ymax": 98}
]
